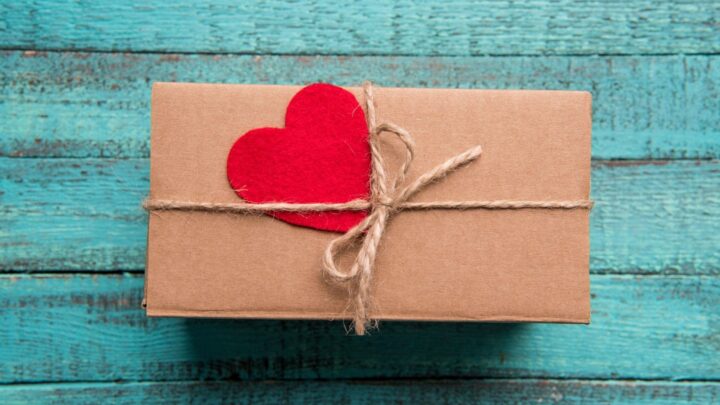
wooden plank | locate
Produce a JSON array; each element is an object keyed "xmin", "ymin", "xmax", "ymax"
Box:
[
  {"xmin": 2, "ymin": 158, "xmax": 718, "ymax": 274},
  {"xmin": 1, "ymin": 1, "xmax": 718, "ymax": 56},
  {"xmin": 1, "ymin": 380, "xmax": 718, "ymax": 404},
  {"xmin": 1, "ymin": 273, "xmax": 718, "ymax": 383},
  {"xmin": 1, "ymin": 51, "xmax": 718, "ymax": 159},
  {"xmin": 1, "ymin": 158, "xmax": 149, "ymax": 271}
]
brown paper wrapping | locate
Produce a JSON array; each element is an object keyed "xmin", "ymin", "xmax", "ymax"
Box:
[{"xmin": 145, "ymin": 83, "xmax": 591, "ymax": 323}]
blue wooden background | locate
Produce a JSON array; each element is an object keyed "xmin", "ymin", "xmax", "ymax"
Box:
[{"xmin": 1, "ymin": 1, "xmax": 719, "ymax": 403}]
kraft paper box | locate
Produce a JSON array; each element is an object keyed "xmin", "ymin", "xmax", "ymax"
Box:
[{"xmin": 144, "ymin": 82, "xmax": 591, "ymax": 324}]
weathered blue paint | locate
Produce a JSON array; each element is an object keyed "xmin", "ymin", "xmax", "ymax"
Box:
[
  {"xmin": 1, "ymin": 51, "xmax": 718, "ymax": 159},
  {"xmin": 1, "ymin": 1, "xmax": 718, "ymax": 55},
  {"xmin": 1, "ymin": 274, "xmax": 719, "ymax": 383},
  {"xmin": 2, "ymin": 380, "xmax": 719, "ymax": 405},
  {"xmin": 1, "ymin": 0, "xmax": 719, "ymax": 399},
  {"xmin": 2, "ymin": 158, "xmax": 718, "ymax": 273}
]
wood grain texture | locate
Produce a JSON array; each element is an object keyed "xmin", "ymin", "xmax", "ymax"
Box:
[
  {"xmin": 2, "ymin": 0, "xmax": 719, "ymax": 400},
  {"xmin": 1, "ymin": 1, "xmax": 718, "ymax": 56},
  {"xmin": 2, "ymin": 51, "xmax": 719, "ymax": 159},
  {"xmin": 1, "ymin": 273, "xmax": 718, "ymax": 383},
  {"xmin": 3, "ymin": 158, "xmax": 718, "ymax": 273},
  {"xmin": 1, "ymin": 380, "xmax": 718, "ymax": 405}
]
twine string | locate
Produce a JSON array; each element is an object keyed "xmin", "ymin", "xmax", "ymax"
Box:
[
  {"xmin": 321, "ymin": 83, "xmax": 486, "ymax": 335},
  {"xmin": 143, "ymin": 81, "xmax": 593, "ymax": 335}
]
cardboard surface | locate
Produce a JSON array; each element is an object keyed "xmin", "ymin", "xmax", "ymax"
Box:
[{"xmin": 145, "ymin": 83, "xmax": 592, "ymax": 323}]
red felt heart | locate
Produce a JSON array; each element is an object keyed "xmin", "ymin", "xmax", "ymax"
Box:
[{"xmin": 227, "ymin": 83, "xmax": 371, "ymax": 232}]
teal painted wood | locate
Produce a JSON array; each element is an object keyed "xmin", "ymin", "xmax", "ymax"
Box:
[
  {"xmin": 2, "ymin": 51, "xmax": 719, "ymax": 159},
  {"xmin": 3, "ymin": 158, "xmax": 719, "ymax": 273},
  {"xmin": 3, "ymin": 2, "xmax": 719, "ymax": 398},
  {"xmin": 1, "ymin": 274, "xmax": 718, "ymax": 382},
  {"xmin": 0, "ymin": 158, "xmax": 148, "ymax": 271},
  {"xmin": 1, "ymin": 380, "xmax": 718, "ymax": 405},
  {"xmin": 1, "ymin": 1, "xmax": 718, "ymax": 56}
]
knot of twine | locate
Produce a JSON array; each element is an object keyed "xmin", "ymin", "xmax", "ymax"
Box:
[{"xmin": 144, "ymin": 82, "xmax": 593, "ymax": 335}]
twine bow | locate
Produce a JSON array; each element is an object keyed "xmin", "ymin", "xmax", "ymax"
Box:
[
  {"xmin": 143, "ymin": 81, "xmax": 593, "ymax": 335},
  {"xmin": 320, "ymin": 82, "xmax": 484, "ymax": 335}
]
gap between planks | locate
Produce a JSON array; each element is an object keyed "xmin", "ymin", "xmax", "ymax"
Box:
[
  {"xmin": 2, "ymin": 377, "xmax": 720, "ymax": 386},
  {"xmin": 4, "ymin": 47, "xmax": 720, "ymax": 58}
]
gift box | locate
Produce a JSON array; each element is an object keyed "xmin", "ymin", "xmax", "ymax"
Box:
[{"xmin": 144, "ymin": 82, "xmax": 592, "ymax": 334}]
